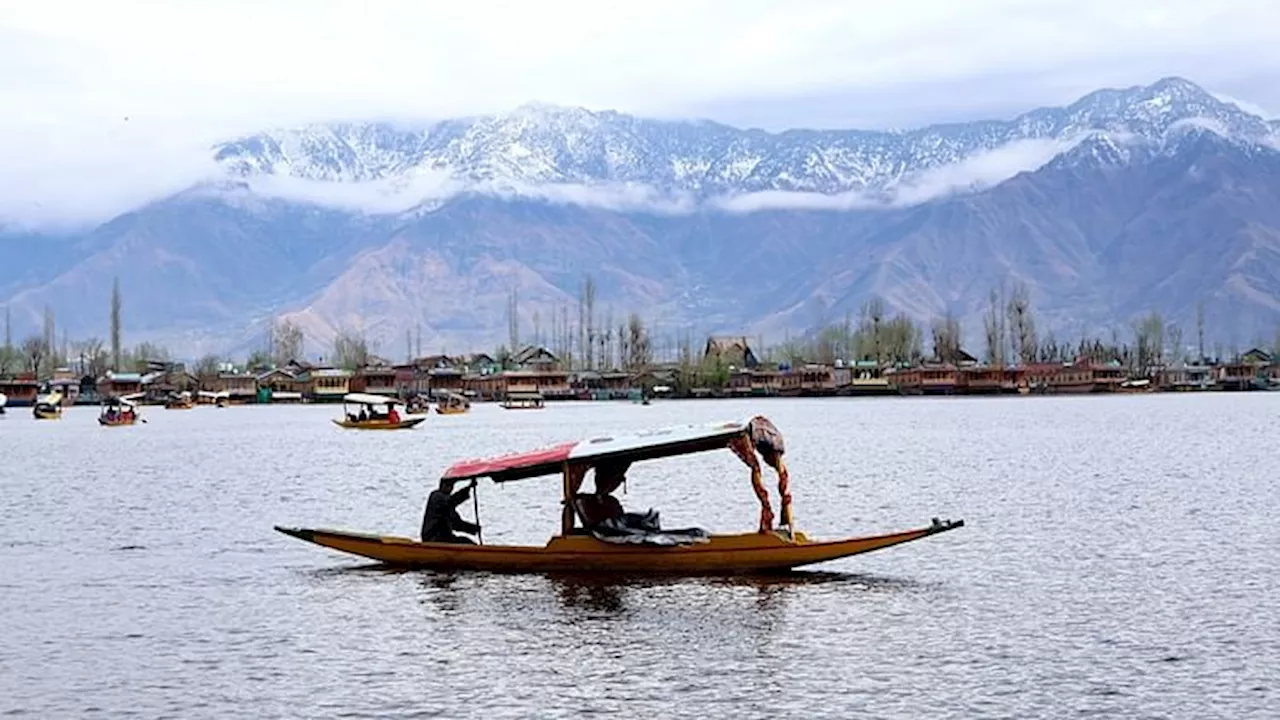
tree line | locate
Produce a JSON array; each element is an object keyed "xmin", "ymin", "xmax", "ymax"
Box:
[
  {"xmin": 5, "ymin": 275, "xmax": 1279, "ymax": 382},
  {"xmin": 789, "ymin": 283, "xmax": 1280, "ymax": 375}
]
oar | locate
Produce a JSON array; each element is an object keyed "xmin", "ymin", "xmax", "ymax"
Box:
[{"xmin": 471, "ymin": 480, "xmax": 483, "ymax": 545}]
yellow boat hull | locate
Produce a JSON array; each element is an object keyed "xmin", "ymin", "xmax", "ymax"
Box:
[
  {"xmin": 274, "ymin": 520, "xmax": 964, "ymax": 574},
  {"xmin": 33, "ymin": 409, "xmax": 61, "ymax": 420},
  {"xmin": 332, "ymin": 417, "xmax": 427, "ymax": 430},
  {"xmin": 435, "ymin": 406, "xmax": 468, "ymax": 415}
]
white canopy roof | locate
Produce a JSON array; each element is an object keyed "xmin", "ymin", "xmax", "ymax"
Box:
[{"xmin": 343, "ymin": 393, "xmax": 402, "ymax": 406}]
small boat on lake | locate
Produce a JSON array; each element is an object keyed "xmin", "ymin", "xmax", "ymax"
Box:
[
  {"xmin": 501, "ymin": 391, "xmax": 545, "ymax": 410},
  {"xmin": 435, "ymin": 391, "xmax": 471, "ymax": 415},
  {"xmin": 198, "ymin": 390, "xmax": 230, "ymax": 407},
  {"xmin": 0, "ymin": 392, "xmax": 6, "ymax": 415},
  {"xmin": 99, "ymin": 396, "xmax": 142, "ymax": 426},
  {"xmin": 277, "ymin": 416, "xmax": 965, "ymax": 574},
  {"xmin": 333, "ymin": 393, "xmax": 426, "ymax": 430},
  {"xmin": 33, "ymin": 391, "xmax": 64, "ymax": 420},
  {"xmin": 165, "ymin": 391, "xmax": 195, "ymax": 409}
]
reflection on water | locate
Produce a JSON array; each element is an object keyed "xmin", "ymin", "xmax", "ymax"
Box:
[{"xmin": 2, "ymin": 396, "xmax": 1277, "ymax": 718}]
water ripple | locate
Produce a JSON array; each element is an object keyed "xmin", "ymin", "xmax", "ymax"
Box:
[{"xmin": 1, "ymin": 396, "xmax": 1276, "ymax": 718}]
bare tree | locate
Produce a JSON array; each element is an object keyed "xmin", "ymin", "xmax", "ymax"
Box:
[
  {"xmin": 853, "ymin": 296, "xmax": 887, "ymax": 362},
  {"xmin": 930, "ymin": 312, "xmax": 963, "ymax": 364},
  {"xmin": 41, "ymin": 306, "xmax": 56, "ymax": 374},
  {"xmin": 21, "ymin": 335, "xmax": 47, "ymax": 374},
  {"xmin": 579, "ymin": 275, "xmax": 597, "ymax": 370},
  {"xmin": 1195, "ymin": 300, "xmax": 1206, "ymax": 362},
  {"xmin": 627, "ymin": 314, "xmax": 652, "ymax": 371},
  {"xmin": 272, "ymin": 319, "xmax": 304, "ymax": 366},
  {"xmin": 560, "ymin": 304, "xmax": 574, "ymax": 371},
  {"xmin": 332, "ymin": 328, "xmax": 370, "ymax": 370},
  {"xmin": 194, "ymin": 354, "xmax": 224, "ymax": 387},
  {"xmin": 507, "ymin": 287, "xmax": 520, "ymax": 352},
  {"xmin": 603, "ymin": 306, "xmax": 615, "ymax": 369},
  {"xmin": 983, "ymin": 287, "xmax": 1006, "ymax": 365},
  {"xmin": 1132, "ymin": 311, "xmax": 1166, "ymax": 374},
  {"xmin": 110, "ymin": 276, "xmax": 123, "ymax": 371},
  {"xmin": 1006, "ymin": 282, "xmax": 1038, "ymax": 365},
  {"xmin": 1166, "ymin": 324, "xmax": 1185, "ymax": 366},
  {"xmin": 0, "ymin": 306, "xmax": 15, "ymax": 374},
  {"xmin": 72, "ymin": 337, "xmax": 109, "ymax": 379}
]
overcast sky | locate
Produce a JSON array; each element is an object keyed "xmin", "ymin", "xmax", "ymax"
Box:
[{"xmin": 2, "ymin": 0, "xmax": 1278, "ymax": 226}]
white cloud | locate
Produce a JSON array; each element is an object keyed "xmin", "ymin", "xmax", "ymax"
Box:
[
  {"xmin": 201, "ymin": 171, "xmax": 699, "ymax": 218},
  {"xmin": 472, "ymin": 181, "xmax": 697, "ymax": 216},
  {"xmin": 1212, "ymin": 92, "xmax": 1275, "ymax": 119},
  {"xmin": 2, "ymin": 0, "xmax": 1278, "ymax": 227},
  {"xmin": 0, "ymin": 121, "xmax": 222, "ymax": 230},
  {"xmin": 710, "ymin": 137, "xmax": 1079, "ymax": 213},
  {"xmin": 230, "ymin": 170, "xmax": 462, "ymax": 215},
  {"xmin": 1166, "ymin": 117, "xmax": 1234, "ymax": 141}
]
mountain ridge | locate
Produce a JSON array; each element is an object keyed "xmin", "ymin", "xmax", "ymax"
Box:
[
  {"xmin": 3, "ymin": 76, "xmax": 1280, "ymax": 359},
  {"xmin": 212, "ymin": 76, "xmax": 1276, "ymax": 204}
]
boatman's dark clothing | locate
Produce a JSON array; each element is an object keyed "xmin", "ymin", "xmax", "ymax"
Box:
[{"xmin": 421, "ymin": 485, "xmax": 480, "ymax": 543}]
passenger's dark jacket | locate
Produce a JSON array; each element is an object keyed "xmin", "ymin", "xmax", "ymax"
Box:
[{"xmin": 420, "ymin": 485, "xmax": 480, "ymax": 542}]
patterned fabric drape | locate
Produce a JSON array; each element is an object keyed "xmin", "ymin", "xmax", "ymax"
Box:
[
  {"xmin": 730, "ymin": 435, "xmax": 775, "ymax": 532},
  {"xmin": 737, "ymin": 416, "xmax": 794, "ymax": 532}
]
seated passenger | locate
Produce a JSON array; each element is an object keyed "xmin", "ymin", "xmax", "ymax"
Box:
[{"xmin": 574, "ymin": 460, "xmax": 632, "ymax": 529}]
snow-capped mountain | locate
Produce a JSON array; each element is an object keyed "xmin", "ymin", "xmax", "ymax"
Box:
[
  {"xmin": 213, "ymin": 77, "xmax": 1276, "ymax": 200},
  {"xmin": 5, "ymin": 76, "xmax": 1280, "ymax": 358}
]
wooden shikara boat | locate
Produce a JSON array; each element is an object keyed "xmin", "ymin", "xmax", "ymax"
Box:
[
  {"xmin": 33, "ymin": 391, "xmax": 64, "ymax": 420},
  {"xmin": 165, "ymin": 391, "xmax": 195, "ymax": 409},
  {"xmin": 98, "ymin": 395, "xmax": 142, "ymax": 426},
  {"xmin": 333, "ymin": 393, "xmax": 426, "ymax": 430},
  {"xmin": 278, "ymin": 417, "xmax": 965, "ymax": 574},
  {"xmin": 198, "ymin": 390, "xmax": 231, "ymax": 407},
  {"xmin": 435, "ymin": 391, "xmax": 471, "ymax": 415}
]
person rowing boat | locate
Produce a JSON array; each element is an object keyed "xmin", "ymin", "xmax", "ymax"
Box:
[{"xmin": 420, "ymin": 477, "xmax": 481, "ymax": 544}]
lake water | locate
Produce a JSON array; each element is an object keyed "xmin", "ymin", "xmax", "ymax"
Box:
[{"xmin": 1, "ymin": 395, "xmax": 1276, "ymax": 718}]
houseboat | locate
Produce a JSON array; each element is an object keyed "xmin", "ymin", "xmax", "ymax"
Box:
[
  {"xmin": 891, "ymin": 364, "xmax": 959, "ymax": 395},
  {"xmin": 845, "ymin": 361, "xmax": 892, "ymax": 396},
  {"xmin": 0, "ymin": 378, "xmax": 40, "ymax": 408}
]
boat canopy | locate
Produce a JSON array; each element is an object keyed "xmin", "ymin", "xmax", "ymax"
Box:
[
  {"xmin": 198, "ymin": 390, "xmax": 230, "ymax": 399},
  {"xmin": 442, "ymin": 416, "xmax": 795, "ymax": 534},
  {"xmin": 102, "ymin": 396, "xmax": 137, "ymax": 408},
  {"xmin": 36, "ymin": 391, "xmax": 64, "ymax": 406},
  {"xmin": 343, "ymin": 393, "xmax": 402, "ymax": 406}
]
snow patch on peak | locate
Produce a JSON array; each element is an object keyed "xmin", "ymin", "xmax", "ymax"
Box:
[{"xmin": 199, "ymin": 77, "xmax": 1280, "ymax": 218}]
